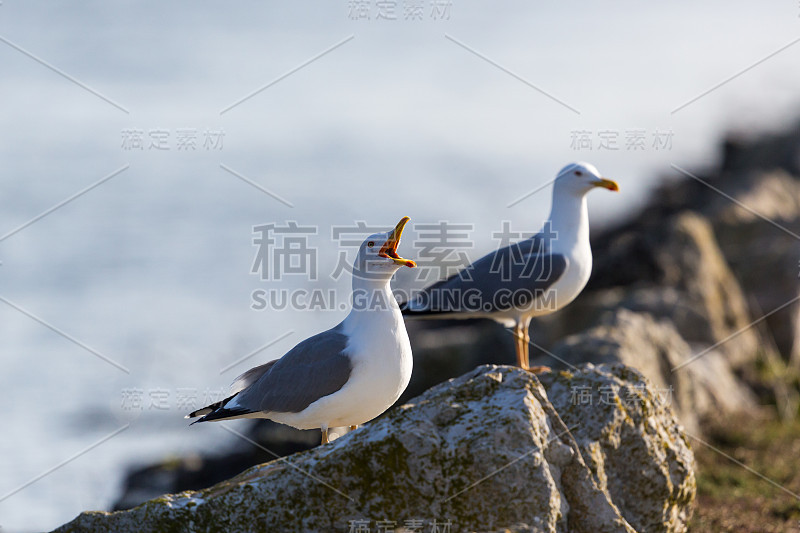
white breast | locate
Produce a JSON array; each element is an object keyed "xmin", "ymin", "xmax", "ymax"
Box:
[
  {"xmin": 271, "ymin": 305, "xmax": 413, "ymax": 430},
  {"xmin": 538, "ymin": 243, "xmax": 592, "ymax": 315}
]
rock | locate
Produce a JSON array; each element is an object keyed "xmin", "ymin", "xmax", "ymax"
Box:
[
  {"xmin": 568, "ymin": 212, "xmax": 764, "ymax": 370},
  {"xmin": 539, "ymin": 364, "xmax": 696, "ymax": 533},
  {"xmin": 588, "ymin": 141, "xmax": 800, "ymax": 368},
  {"xmin": 652, "ymin": 164, "xmax": 800, "ymax": 367},
  {"xmin": 535, "ymin": 308, "xmax": 758, "ymax": 434},
  {"xmin": 718, "ymin": 125, "xmax": 800, "ymax": 178},
  {"xmin": 54, "ymin": 365, "xmax": 695, "ymax": 533},
  {"xmin": 705, "ymin": 170, "xmax": 800, "ymax": 366}
]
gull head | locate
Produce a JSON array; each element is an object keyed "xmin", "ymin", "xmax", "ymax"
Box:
[
  {"xmin": 353, "ymin": 216, "xmax": 416, "ymax": 282},
  {"xmin": 554, "ymin": 162, "xmax": 619, "ymax": 197}
]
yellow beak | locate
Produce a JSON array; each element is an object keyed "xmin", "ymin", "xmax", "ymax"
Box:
[
  {"xmin": 593, "ymin": 178, "xmax": 619, "ymax": 191},
  {"xmin": 379, "ymin": 216, "xmax": 417, "ymax": 268}
]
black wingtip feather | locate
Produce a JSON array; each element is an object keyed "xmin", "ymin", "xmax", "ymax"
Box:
[
  {"xmin": 186, "ymin": 393, "xmax": 252, "ymax": 424},
  {"xmin": 401, "ymin": 304, "xmax": 440, "ymax": 317},
  {"xmin": 400, "ymin": 300, "xmax": 433, "ymax": 316},
  {"xmin": 192, "ymin": 406, "xmax": 252, "ymax": 424}
]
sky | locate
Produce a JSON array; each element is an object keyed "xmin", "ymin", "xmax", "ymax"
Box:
[{"xmin": 1, "ymin": 1, "xmax": 800, "ymax": 531}]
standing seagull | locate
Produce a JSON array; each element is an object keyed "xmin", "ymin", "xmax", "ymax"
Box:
[
  {"xmin": 401, "ymin": 162, "xmax": 618, "ymax": 371},
  {"xmin": 187, "ymin": 217, "xmax": 417, "ymax": 444}
]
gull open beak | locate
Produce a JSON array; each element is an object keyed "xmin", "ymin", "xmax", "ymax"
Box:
[
  {"xmin": 379, "ymin": 216, "xmax": 417, "ymax": 268},
  {"xmin": 593, "ymin": 178, "xmax": 619, "ymax": 192}
]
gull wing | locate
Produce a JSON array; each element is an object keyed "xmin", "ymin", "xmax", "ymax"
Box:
[{"xmin": 403, "ymin": 235, "xmax": 568, "ymax": 316}]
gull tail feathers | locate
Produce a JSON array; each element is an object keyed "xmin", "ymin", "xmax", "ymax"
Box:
[{"xmin": 185, "ymin": 393, "xmax": 254, "ymax": 425}]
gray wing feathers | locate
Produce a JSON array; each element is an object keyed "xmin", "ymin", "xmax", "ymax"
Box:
[
  {"xmin": 235, "ymin": 325, "xmax": 352, "ymax": 414},
  {"xmin": 230, "ymin": 359, "xmax": 278, "ymax": 395},
  {"xmin": 406, "ymin": 235, "xmax": 568, "ymax": 314}
]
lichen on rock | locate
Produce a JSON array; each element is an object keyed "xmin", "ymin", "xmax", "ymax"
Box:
[{"xmin": 539, "ymin": 363, "xmax": 696, "ymax": 533}]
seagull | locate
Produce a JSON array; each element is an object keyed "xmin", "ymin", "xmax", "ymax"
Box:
[
  {"xmin": 401, "ymin": 162, "xmax": 618, "ymax": 371},
  {"xmin": 187, "ymin": 217, "xmax": 417, "ymax": 444}
]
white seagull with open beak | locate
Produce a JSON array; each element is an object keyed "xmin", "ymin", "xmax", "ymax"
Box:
[{"xmin": 187, "ymin": 217, "xmax": 417, "ymax": 444}]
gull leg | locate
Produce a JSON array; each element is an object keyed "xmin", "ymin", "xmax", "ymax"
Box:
[
  {"xmin": 521, "ymin": 322, "xmax": 531, "ymax": 370},
  {"xmin": 513, "ymin": 322, "xmax": 528, "ymax": 370},
  {"xmin": 321, "ymin": 426, "xmax": 329, "ymax": 444},
  {"xmin": 524, "ymin": 321, "xmax": 551, "ymax": 374}
]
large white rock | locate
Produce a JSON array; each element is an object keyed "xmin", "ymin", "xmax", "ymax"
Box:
[
  {"xmin": 539, "ymin": 363, "xmax": 696, "ymax": 532},
  {"xmin": 53, "ymin": 365, "xmax": 694, "ymax": 533}
]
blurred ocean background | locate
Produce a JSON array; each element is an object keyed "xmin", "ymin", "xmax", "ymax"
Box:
[{"xmin": 1, "ymin": 1, "xmax": 799, "ymax": 531}]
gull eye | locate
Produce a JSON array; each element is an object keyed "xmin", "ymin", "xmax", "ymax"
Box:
[
  {"xmin": 367, "ymin": 241, "xmax": 375, "ymax": 248},
  {"xmin": 575, "ymin": 170, "xmax": 583, "ymax": 177}
]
